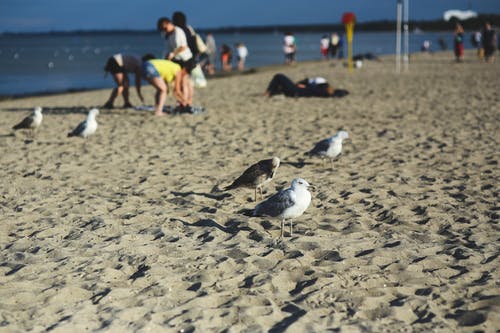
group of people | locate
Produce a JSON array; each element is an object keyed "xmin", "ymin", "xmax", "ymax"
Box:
[
  {"xmin": 283, "ymin": 31, "xmax": 344, "ymax": 64},
  {"xmin": 100, "ymin": 12, "xmax": 360, "ymax": 115},
  {"xmin": 219, "ymin": 42, "xmax": 249, "ymax": 72},
  {"xmin": 453, "ymin": 21, "xmax": 497, "ymax": 63},
  {"xmin": 103, "ymin": 11, "xmax": 207, "ymax": 116},
  {"xmin": 320, "ymin": 32, "xmax": 344, "ymax": 60}
]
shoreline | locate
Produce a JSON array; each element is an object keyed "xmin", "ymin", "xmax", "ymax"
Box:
[{"xmin": 0, "ymin": 51, "xmax": 455, "ymax": 101}]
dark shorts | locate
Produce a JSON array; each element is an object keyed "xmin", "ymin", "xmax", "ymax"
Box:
[
  {"xmin": 104, "ymin": 57, "xmax": 124, "ymax": 74},
  {"xmin": 285, "ymin": 52, "xmax": 295, "ymax": 62},
  {"xmin": 173, "ymin": 57, "xmax": 196, "ymax": 73}
]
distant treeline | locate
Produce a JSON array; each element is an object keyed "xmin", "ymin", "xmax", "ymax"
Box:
[
  {"xmin": 203, "ymin": 14, "xmax": 500, "ymax": 34},
  {"xmin": 2, "ymin": 14, "xmax": 499, "ymax": 36}
]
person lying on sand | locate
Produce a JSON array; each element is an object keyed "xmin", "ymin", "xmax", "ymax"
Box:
[
  {"xmin": 141, "ymin": 55, "xmax": 191, "ymax": 116},
  {"xmin": 264, "ymin": 73, "xmax": 348, "ymax": 98}
]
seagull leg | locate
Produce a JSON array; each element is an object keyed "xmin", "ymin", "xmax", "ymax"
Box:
[
  {"xmin": 290, "ymin": 219, "xmax": 293, "ymax": 237},
  {"xmin": 83, "ymin": 139, "xmax": 89, "ymax": 153},
  {"xmin": 281, "ymin": 218, "xmax": 285, "ymax": 238},
  {"xmin": 330, "ymin": 158, "xmax": 334, "ymax": 170},
  {"xmin": 254, "ymin": 187, "xmax": 257, "ymax": 202}
]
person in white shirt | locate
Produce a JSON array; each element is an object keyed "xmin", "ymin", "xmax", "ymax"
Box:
[
  {"xmin": 235, "ymin": 43, "xmax": 248, "ymax": 70},
  {"xmin": 157, "ymin": 17, "xmax": 195, "ymax": 108},
  {"xmin": 283, "ymin": 32, "xmax": 296, "ymax": 64},
  {"xmin": 320, "ymin": 35, "xmax": 329, "ymax": 59}
]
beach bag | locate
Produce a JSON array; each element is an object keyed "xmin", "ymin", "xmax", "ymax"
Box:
[
  {"xmin": 191, "ymin": 64, "xmax": 207, "ymax": 88},
  {"xmin": 195, "ymin": 33, "xmax": 208, "ymax": 54}
]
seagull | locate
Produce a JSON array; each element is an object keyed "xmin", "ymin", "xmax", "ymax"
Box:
[
  {"xmin": 67, "ymin": 108, "xmax": 99, "ymax": 138},
  {"xmin": 254, "ymin": 178, "xmax": 312, "ymax": 238},
  {"xmin": 306, "ymin": 130, "xmax": 349, "ymax": 168},
  {"xmin": 12, "ymin": 106, "xmax": 43, "ymax": 138},
  {"xmin": 224, "ymin": 157, "xmax": 280, "ymax": 201}
]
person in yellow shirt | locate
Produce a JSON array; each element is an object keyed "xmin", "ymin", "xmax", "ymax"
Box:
[{"xmin": 141, "ymin": 55, "xmax": 191, "ymax": 116}]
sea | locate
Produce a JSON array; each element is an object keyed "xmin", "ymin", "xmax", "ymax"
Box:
[{"xmin": 0, "ymin": 30, "xmax": 470, "ymax": 97}]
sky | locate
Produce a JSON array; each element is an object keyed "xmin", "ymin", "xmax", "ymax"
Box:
[{"xmin": 1, "ymin": 0, "xmax": 499, "ymax": 33}]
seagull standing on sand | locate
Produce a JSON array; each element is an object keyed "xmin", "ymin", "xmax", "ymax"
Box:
[
  {"xmin": 306, "ymin": 130, "xmax": 349, "ymax": 167},
  {"xmin": 254, "ymin": 178, "xmax": 312, "ymax": 238},
  {"xmin": 224, "ymin": 157, "xmax": 280, "ymax": 201},
  {"xmin": 67, "ymin": 108, "xmax": 99, "ymax": 138},
  {"xmin": 12, "ymin": 106, "xmax": 43, "ymax": 138}
]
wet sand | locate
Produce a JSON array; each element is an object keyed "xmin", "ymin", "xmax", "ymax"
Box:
[{"xmin": 0, "ymin": 50, "xmax": 499, "ymax": 332}]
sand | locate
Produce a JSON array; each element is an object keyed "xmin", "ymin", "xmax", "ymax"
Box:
[{"xmin": 0, "ymin": 50, "xmax": 499, "ymax": 332}]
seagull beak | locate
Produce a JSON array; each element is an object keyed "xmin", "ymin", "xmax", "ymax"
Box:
[{"xmin": 308, "ymin": 184, "xmax": 316, "ymax": 191}]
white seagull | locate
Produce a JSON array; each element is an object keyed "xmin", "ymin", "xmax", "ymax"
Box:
[
  {"xmin": 306, "ymin": 130, "xmax": 349, "ymax": 167},
  {"xmin": 224, "ymin": 157, "xmax": 280, "ymax": 201},
  {"xmin": 68, "ymin": 108, "xmax": 99, "ymax": 138},
  {"xmin": 254, "ymin": 178, "xmax": 312, "ymax": 238},
  {"xmin": 12, "ymin": 106, "xmax": 43, "ymax": 137}
]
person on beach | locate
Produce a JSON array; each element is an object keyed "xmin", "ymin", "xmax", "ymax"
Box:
[
  {"xmin": 141, "ymin": 55, "xmax": 191, "ymax": 116},
  {"xmin": 336, "ymin": 34, "xmax": 344, "ymax": 59},
  {"xmin": 221, "ymin": 44, "xmax": 232, "ymax": 71},
  {"xmin": 264, "ymin": 73, "xmax": 348, "ymax": 98},
  {"xmin": 172, "ymin": 12, "xmax": 200, "ymax": 60},
  {"xmin": 103, "ymin": 53, "xmax": 144, "ymax": 109},
  {"xmin": 283, "ymin": 32, "xmax": 296, "ymax": 64},
  {"xmin": 481, "ymin": 22, "xmax": 497, "ymax": 63},
  {"xmin": 157, "ymin": 17, "xmax": 195, "ymax": 105},
  {"xmin": 320, "ymin": 35, "xmax": 330, "ymax": 60},
  {"xmin": 235, "ymin": 43, "xmax": 248, "ymax": 70},
  {"xmin": 453, "ymin": 23, "xmax": 465, "ymax": 62},
  {"xmin": 471, "ymin": 30, "xmax": 483, "ymax": 59},
  {"xmin": 329, "ymin": 32, "xmax": 340, "ymax": 59},
  {"xmin": 204, "ymin": 33, "xmax": 217, "ymax": 75}
]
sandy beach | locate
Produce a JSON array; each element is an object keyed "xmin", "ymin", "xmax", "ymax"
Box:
[{"xmin": 0, "ymin": 50, "xmax": 499, "ymax": 332}]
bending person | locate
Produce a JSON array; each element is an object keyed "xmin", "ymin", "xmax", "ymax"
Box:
[
  {"xmin": 103, "ymin": 53, "xmax": 144, "ymax": 109},
  {"xmin": 264, "ymin": 73, "xmax": 348, "ymax": 98},
  {"xmin": 141, "ymin": 56, "xmax": 191, "ymax": 116}
]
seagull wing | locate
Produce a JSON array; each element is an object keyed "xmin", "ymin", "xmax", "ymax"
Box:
[
  {"xmin": 67, "ymin": 120, "xmax": 87, "ymax": 137},
  {"xmin": 13, "ymin": 115, "xmax": 34, "ymax": 130},
  {"xmin": 254, "ymin": 189, "xmax": 296, "ymax": 217},
  {"xmin": 224, "ymin": 159, "xmax": 271, "ymax": 190},
  {"xmin": 307, "ymin": 138, "xmax": 330, "ymax": 156}
]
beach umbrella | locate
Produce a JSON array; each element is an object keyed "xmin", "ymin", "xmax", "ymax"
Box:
[{"xmin": 342, "ymin": 12, "xmax": 356, "ymax": 72}]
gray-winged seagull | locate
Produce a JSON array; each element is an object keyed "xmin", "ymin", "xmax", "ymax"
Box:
[
  {"xmin": 12, "ymin": 106, "xmax": 43, "ymax": 138},
  {"xmin": 254, "ymin": 177, "xmax": 312, "ymax": 238},
  {"xmin": 224, "ymin": 157, "xmax": 280, "ymax": 201},
  {"xmin": 68, "ymin": 108, "xmax": 99, "ymax": 138},
  {"xmin": 306, "ymin": 130, "xmax": 349, "ymax": 167}
]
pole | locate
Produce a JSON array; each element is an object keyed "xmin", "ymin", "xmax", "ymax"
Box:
[
  {"xmin": 403, "ymin": 0, "xmax": 409, "ymax": 71},
  {"xmin": 396, "ymin": 0, "xmax": 402, "ymax": 73},
  {"xmin": 346, "ymin": 22, "xmax": 354, "ymax": 72}
]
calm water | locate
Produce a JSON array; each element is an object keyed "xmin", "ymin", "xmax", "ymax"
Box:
[{"xmin": 0, "ymin": 30, "xmax": 465, "ymax": 96}]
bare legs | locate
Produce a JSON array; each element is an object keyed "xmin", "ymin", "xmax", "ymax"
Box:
[
  {"xmin": 147, "ymin": 77, "xmax": 167, "ymax": 116},
  {"xmin": 104, "ymin": 73, "xmax": 132, "ymax": 108},
  {"xmin": 182, "ymin": 74, "xmax": 193, "ymax": 106}
]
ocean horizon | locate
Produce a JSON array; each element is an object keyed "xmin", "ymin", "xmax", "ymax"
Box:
[{"xmin": 0, "ymin": 30, "xmax": 474, "ymax": 97}]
